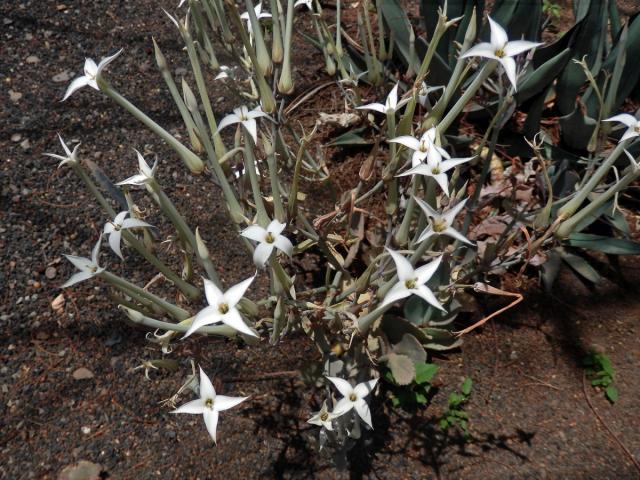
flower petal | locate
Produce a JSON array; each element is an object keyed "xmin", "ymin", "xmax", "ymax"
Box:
[
  {"xmin": 396, "ymin": 163, "xmax": 432, "ymax": 178},
  {"xmin": 443, "ymin": 198, "xmax": 468, "ymax": 225},
  {"xmin": 603, "ymin": 113, "xmax": 637, "ymax": 127},
  {"xmin": 432, "ymin": 172, "xmax": 450, "ymax": 196},
  {"xmin": 253, "ymin": 242, "xmax": 274, "ymax": 267},
  {"xmin": 108, "ymin": 229, "xmax": 124, "ymax": 260},
  {"xmin": 84, "ymin": 58, "xmax": 98, "ymax": 77},
  {"xmin": 60, "ymin": 270, "xmax": 94, "ymax": 288},
  {"xmin": 203, "ymin": 278, "xmax": 224, "ymax": 306},
  {"xmin": 113, "ymin": 211, "xmax": 128, "ymax": 226},
  {"xmin": 387, "ymin": 83, "xmax": 399, "ymax": 109},
  {"xmin": 203, "ymin": 409, "xmax": 219, "ymax": 444},
  {"xmin": 354, "ymin": 378, "xmax": 378, "ymax": 398},
  {"xmin": 620, "ymin": 128, "xmax": 639, "ymax": 142},
  {"xmin": 274, "ymin": 235, "xmax": 294, "ymax": 257},
  {"xmin": 385, "ymin": 248, "xmax": 414, "ymax": 282},
  {"xmin": 96, "ymin": 49, "xmax": 123, "ymax": 75},
  {"xmin": 221, "ymin": 308, "xmax": 257, "ymax": 337},
  {"xmin": 62, "ymin": 76, "xmax": 91, "ymax": 101},
  {"xmin": 217, "ymin": 113, "xmax": 241, "ymax": 133},
  {"xmin": 443, "ymin": 226, "xmax": 474, "ymax": 245},
  {"xmin": 115, "ymin": 174, "xmax": 146, "ymax": 186},
  {"xmin": 415, "ymin": 284, "xmax": 445, "ymax": 311},
  {"xmin": 488, "ymin": 16, "xmax": 508, "ymax": 47},
  {"xmin": 389, "ymin": 135, "xmax": 421, "ymax": 151},
  {"xmin": 267, "ymin": 219, "xmax": 287, "ymax": 235},
  {"xmin": 64, "ymin": 254, "xmax": 93, "ymax": 272},
  {"xmin": 417, "ymin": 226, "xmax": 436, "ymax": 244},
  {"xmin": 414, "ymin": 196, "xmax": 440, "ymax": 220},
  {"xmin": 332, "ymin": 397, "xmax": 354, "ymax": 416},
  {"xmin": 440, "ymin": 157, "xmax": 474, "ymax": 173},
  {"xmin": 199, "ymin": 366, "xmax": 216, "ymax": 399},
  {"xmin": 214, "ymin": 395, "xmax": 248, "ymax": 412},
  {"xmin": 183, "ymin": 306, "xmax": 222, "ymax": 339},
  {"xmin": 326, "ymin": 376, "xmax": 354, "ymax": 398},
  {"xmin": 241, "ymin": 225, "xmax": 268, "ymax": 242},
  {"xmin": 121, "ymin": 218, "xmax": 152, "ymax": 229},
  {"xmin": 415, "ymin": 256, "xmax": 442, "ymax": 285},
  {"xmin": 460, "ymin": 42, "xmax": 498, "ymax": 60},
  {"xmin": 500, "ymin": 57, "xmax": 518, "ymax": 91},
  {"xmin": 91, "ymin": 236, "xmax": 102, "ymax": 265},
  {"xmin": 504, "ymin": 40, "xmax": 542, "ymax": 57},
  {"xmin": 354, "ymin": 399, "xmax": 373, "ymax": 429},
  {"xmin": 380, "ymin": 281, "xmax": 411, "ymax": 308},
  {"xmin": 356, "ymin": 103, "xmax": 387, "ymax": 114},
  {"xmin": 223, "ymin": 275, "xmax": 255, "ymax": 307},
  {"xmin": 243, "ymin": 118, "xmax": 258, "ymax": 145},
  {"xmin": 172, "ymin": 398, "xmax": 206, "ymax": 415}
]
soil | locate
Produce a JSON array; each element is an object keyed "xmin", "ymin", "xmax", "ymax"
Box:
[{"xmin": 2, "ymin": 1, "xmax": 640, "ymax": 479}]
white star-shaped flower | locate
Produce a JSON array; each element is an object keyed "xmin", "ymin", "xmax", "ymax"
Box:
[
  {"xmin": 103, "ymin": 211, "xmax": 152, "ymax": 260},
  {"xmin": 307, "ymin": 401, "xmax": 336, "ymax": 431},
  {"xmin": 390, "ymin": 127, "xmax": 447, "ymax": 168},
  {"xmin": 418, "ymin": 82, "xmax": 444, "ymax": 108},
  {"xmin": 603, "ymin": 113, "xmax": 640, "ymax": 143},
  {"xmin": 116, "ymin": 150, "xmax": 158, "ymax": 186},
  {"xmin": 414, "ymin": 197, "xmax": 473, "ymax": 245},
  {"xmin": 381, "ymin": 248, "xmax": 444, "ymax": 311},
  {"xmin": 357, "ymin": 83, "xmax": 409, "ymax": 115},
  {"xmin": 240, "ymin": 2, "xmax": 271, "ymax": 24},
  {"xmin": 460, "ymin": 16, "xmax": 542, "ymax": 90},
  {"xmin": 172, "ymin": 367, "xmax": 248, "ymax": 444},
  {"xmin": 241, "ymin": 219, "xmax": 294, "ymax": 267},
  {"xmin": 62, "ymin": 49, "xmax": 123, "ymax": 101},
  {"xmin": 61, "ymin": 237, "xmax": 104, "ymax": 288},
  {"xmin": 184, "ymin": 276, "xmax": 258, "ymax": 338},
  {"xmin": 294, "ymin": 0, "xmax": 313, "ymax": 11},
  {"xmin": 44, "ymin": 134, "xmax": 80, "ymax": 168},
  {"xmin": 394, "ymin": 132, "xmax": 473, "ymax": 196},
  {"xmin": 327, "ymin": 376, "xmax": 378, "ymax": 429},
  {"xmin": 217, "ymin": 105, "xmax": 268, "ymax": 145}
]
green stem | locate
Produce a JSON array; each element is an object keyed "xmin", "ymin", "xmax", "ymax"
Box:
[
  {"xmin": 243, "ymin": 131, "xmax": 269, "ymax": 226},
  {"xmin": 100, "ymin": 271, "xmax": 191, "ymax": 320},
  {"xmin": 98, "ymin": 80, "xmax": 204, "ymax": 174},
  {"xmin": 120, "ymin": 305, "xmax": 236, "ymax": 336}
]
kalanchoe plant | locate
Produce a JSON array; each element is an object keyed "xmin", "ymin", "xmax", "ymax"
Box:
[{"xmin": 55, "ymin": 0, "xmax": 640, "ymax": 457}]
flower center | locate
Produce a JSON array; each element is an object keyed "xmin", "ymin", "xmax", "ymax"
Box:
[
  {"xmin": 265, "ymin": 232, "xmax": 275, "ymax": 244},
  {"xmin": 634, "ymin": 125, "xmax": 640, "ymax": 134},
  {"xmin": 419, "ymin": 141, "xmax": 429, "ymax": 153},
  {"xmin": 90, "ymin": 266, "xmax": 98, "ymax": 273},
  {"xmin": 218, "ymin": 303, "xmax": 229, "ymax": 314},
  {"xmin": 320, "ymin": 412, "xmax": 329, "ymax": 421},
  {"xmin": 404, "ymin": 278, "xmax": 417, "ymax": 290},
  {"xmin": 349, "ymin": 393, "xmax": 357, "ymax": 402},
  {"xmin": 433, "ymin": 219, "xmax": 447, "ymax": 233},
  {"xmin": 431, "ymin": 167, "xmax": 440, "ymax": 174},
  {"xmin": 205, "ymin": 398, "xmax": 214, "ymax": 409},
  {"xmin": 495, "ymin": 48, "xmax": 505, "ymax": 58}
]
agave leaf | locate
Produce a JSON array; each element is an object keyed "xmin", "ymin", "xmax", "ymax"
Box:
[
  {"xmin": 490, "ymin": 0, "xmax": 542, "ymax": 42},
  {"xmin": 378, "ymin": 0, "xmax": 414, "ymax": 66},
  {"xmin": 555, "ymin": 0, "xmax": 608, "ymax": 115},
  {"xmin": 560, "ymin": 251, "xmax": 601, "ymax": 283},
  {"xmin": 517, "ymin": 48, "xmax": 572, "ymax": 105},
  {"xmin": 567, "ymin": 233, "xmax": 640, "ymax": 255},
  {"xmin": 559, "ymin": 107, "xmax": 597, "ymax": 150}
]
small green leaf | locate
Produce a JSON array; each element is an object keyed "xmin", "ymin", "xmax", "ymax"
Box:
[
  {"xmin": 415, "ymin": 362, "xmax": 439, "ymax": 384},
  {"xmin": 461, "ymin": 377, "xmax": 473, "ymax": 396},
  {"xmin": 561, "ymin": 252, "xmax": 601, "ymax": 284},
  {"xmin": 605, "ymin": 385, "xmax": 619, "ymax": 403}
]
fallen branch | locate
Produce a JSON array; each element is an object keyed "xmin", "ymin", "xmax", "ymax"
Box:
[{"xmin": 454, "ymin": 283, "xmax": 523, "ymax": 336}]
